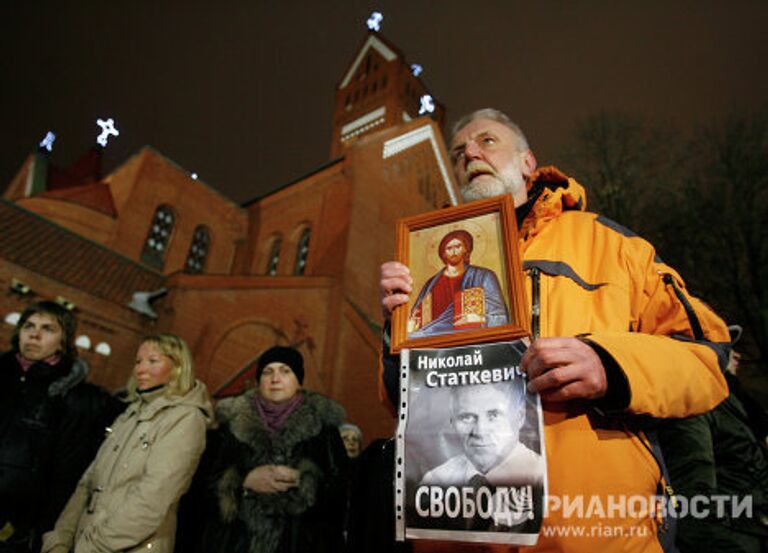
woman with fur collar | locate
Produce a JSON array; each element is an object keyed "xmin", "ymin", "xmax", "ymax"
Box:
[{"xmin": 212, "ymin": 346, "xmax": 348, "ymax": 553}]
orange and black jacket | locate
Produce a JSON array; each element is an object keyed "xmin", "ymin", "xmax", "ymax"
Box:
[{"xmin": 380, "ymin": 166, "xmax": 730, "ymax": 553}]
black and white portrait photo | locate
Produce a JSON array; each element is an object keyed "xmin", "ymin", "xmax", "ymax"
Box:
[{"xmin": 396, "ymin": 341, "xmax": 546, "ymax": 545}]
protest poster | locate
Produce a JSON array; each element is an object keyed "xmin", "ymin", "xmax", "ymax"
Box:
[{"xmin": 395, "ymin": 340, "xmax": 546, "ymax": 545}]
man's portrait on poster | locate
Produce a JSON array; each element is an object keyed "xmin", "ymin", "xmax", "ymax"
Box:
[
  {"xmin": 401, "ymin": 345, "xmax": 547, "ymax": 537},
  {"xmin": 420, "ymin": 381, "xmax": 544, "ymax": 488},
  {"xmin": 391, "ymin": 195, "xmax": 529, "ymax": 352}
]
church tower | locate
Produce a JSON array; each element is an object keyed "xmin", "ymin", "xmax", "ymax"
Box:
[{"xmin": 330, "ymin": 31, "xmax": 446, "ymax": 158}]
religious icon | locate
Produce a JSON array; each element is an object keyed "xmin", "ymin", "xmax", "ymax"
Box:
[
  {"xmin": 391, "ymin": 195, "xmax": 530, "ymax": 352},
  {"xmin": 407, "ymin": 228, "xmax": 508, "ymax": 337}
]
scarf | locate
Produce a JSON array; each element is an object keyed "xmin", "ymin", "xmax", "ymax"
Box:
[
  {"xmin": 16, "ymin": 352, "xmax": 60, "ymax": 372},
  {"xmin": 138, "ymin": 384, "xmax": 166, "ymax": 396},
  {"xmin": 252, "ymin": 392, "xmax": 305, "ymax": 436}
]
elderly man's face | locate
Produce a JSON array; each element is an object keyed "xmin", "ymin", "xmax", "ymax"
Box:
[
  {"xmin": 450, "ymin": 118, "xmax": 534, "ymax": 207},
  {"xmin": 452, "ymin": 385, "xmax": 521, "ymax": 474}
]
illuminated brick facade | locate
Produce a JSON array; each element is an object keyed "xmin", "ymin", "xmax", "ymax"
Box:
[{"xmin": 1, "ymin": 31, "xmax": 456, "ymax": 442}]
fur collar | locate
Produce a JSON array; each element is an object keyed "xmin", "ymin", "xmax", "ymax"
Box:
[
  {"xmin": 0, "ymin": 350, "xmax": 86, "ymax": 397},
  {"xmin": 216, "ymin": 389, "xmax": 345, "ymax": 454}
]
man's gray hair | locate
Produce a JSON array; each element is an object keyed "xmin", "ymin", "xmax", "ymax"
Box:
[
  {"xmin": 339, "ymin": 423, "xmax": 362, "ymax": 439},
  {"xmin": 449, "ymin": 108, "xmax": 530, "ymax": 151}
]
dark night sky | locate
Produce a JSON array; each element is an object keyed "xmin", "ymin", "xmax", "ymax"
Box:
[{"xmin": 2, "ymin": 1, "xmax": 767, "ymax": 204}]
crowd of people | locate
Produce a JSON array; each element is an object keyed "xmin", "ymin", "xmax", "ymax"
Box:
[
  {"xmin": 0, "ymin": 301, "xmax": 360, "ymax": 553},
  {"xmin": 1, "ymin": 106, "xmax": 766, "ymax": 553}
]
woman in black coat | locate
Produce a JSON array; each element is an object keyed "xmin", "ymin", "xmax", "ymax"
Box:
[{"xmin": 211, "ymin": 346, "xmax": 348, "ymax": 553}]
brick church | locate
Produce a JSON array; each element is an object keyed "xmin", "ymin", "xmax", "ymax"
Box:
[{"xmin": 0, "ymin": 30, "xmax": 460, "ymax": 441}]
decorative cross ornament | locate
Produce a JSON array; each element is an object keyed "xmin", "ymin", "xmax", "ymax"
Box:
[
  {"xmin": 39, "ymin": 131, "xmax": 56, "ymax": 152},
  {"xmin": 96, "ymin": 118, "xmax": 120, "ymax": 147},
  {"xmin": 418, "ymin": 94, "xmax": 435, "ymax": 115},
  {"xmin": 366, "ymin": 11, "xmax": 383, "ymax": 32},
  {"xmin": 411, "ymin": 64, "xmax": 423, "ymax": 77}
]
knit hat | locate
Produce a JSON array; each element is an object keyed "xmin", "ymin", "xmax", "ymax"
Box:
[{"xmin": 255, "ymin": 346, "xmax": 304, "ymax": 384}]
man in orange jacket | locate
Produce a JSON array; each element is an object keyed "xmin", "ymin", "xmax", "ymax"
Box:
[{"xmin": 379, "ymin": 108, "xmax": 731, "ymax": 553}]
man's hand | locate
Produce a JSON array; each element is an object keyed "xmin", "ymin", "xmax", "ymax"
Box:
[
  {"xmin": 380, "ymin": 261, "xmax": 413, "ymax": 319},
  {"xmin": 242, "ymin": 464, "xmax": 300, "ymax": 494},
  {"xmin": 522, "ymin": 337, "xmax": 607, "ymax": 404}
]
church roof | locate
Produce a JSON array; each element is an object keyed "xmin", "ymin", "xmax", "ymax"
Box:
[
  {"xmin": 0, "ymin": 199, "xmax": 164, "ymax": 305},
  {"xmin": 241, "ymin": 156, "xmax": 344, "ymax": 207},
  {"xmin": 46, "ymin": 147, "xmax": 103, "ymax": 190},
  {"xmin": 337, "ymin": 31, "xmax": 403, "ymax": 89},
  {"xmin": 38, "ymin": 181, "xmax": 118, "ymax": 217}
]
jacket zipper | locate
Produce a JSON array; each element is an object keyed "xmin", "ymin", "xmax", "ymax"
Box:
[
  {"xmin": 98, "ymin": 410, "xmax": 140, "ymax": 509},
  {"xmin": 529, "ymin": 266, "xmax": 541, "ymax": 339},
  {"xmin": 661, "ymin": 272, "xmax": 704, "ymax": 340}
]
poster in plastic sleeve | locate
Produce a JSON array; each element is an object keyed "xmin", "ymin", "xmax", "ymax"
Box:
[{"xmin": 395, "ymin": 340, "xmax": 546, "ymax": 545}]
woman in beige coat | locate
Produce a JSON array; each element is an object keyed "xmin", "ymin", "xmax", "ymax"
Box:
[{"xmin": 41, "ymin": 333, "xmax": 213, "ymax": 553}]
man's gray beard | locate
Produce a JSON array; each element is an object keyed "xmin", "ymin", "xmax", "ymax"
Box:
[
  {"xmin": 460, "ymin": 172, "xmax": 527, "ymax": 203},
  {"xmin": 460, "ymin": 177, "xmax": 510, "ymax": 202}
]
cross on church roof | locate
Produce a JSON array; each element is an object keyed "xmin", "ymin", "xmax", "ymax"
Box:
[
  {"xmin": 96, "ymin": 118, "xmax": 120, "ymax": 147},
  {"xmin": 418, "ymin": 94, "xmax": 435, "ymax": 115},
  {"xmin": 366, "ymin": 11, "xmax": 383, "ymax": 32},
  {"xmin": 39, "ymin": 131, "xmax": 56, "ymax": 152}
]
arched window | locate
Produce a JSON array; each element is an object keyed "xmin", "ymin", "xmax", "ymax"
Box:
[
  {"xmin": 141, "ymin": 205, "xmax": 175, "ymax": 269},
  {"xmin": 266, "ymin": 236, "xmax": 281, "ymax": 276},
  {"xmin": 185, "ymin": 225, "xmax": 211, "ymax": 274},
  {"xmin": 294, "ymin": 227, "xmax": 311, "ymax": 275}
]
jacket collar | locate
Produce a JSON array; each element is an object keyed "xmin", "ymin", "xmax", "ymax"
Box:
[
  {"xmin": 125, "ymin": 380, "xmax": 214, "ymax": 425},
  {"xmin": 519, "ymin": 165, "xmax": 587, "ymax": 241},
  {"xmin": 216, "ymin": 388, "xmax": 345, "ymax": 452},
  {"xmin": 1, "ymin": 350, "xmax": 84, "ymax": 396}
]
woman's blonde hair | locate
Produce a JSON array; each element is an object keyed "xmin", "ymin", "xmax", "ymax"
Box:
[{"xmin": 125, "ymin": 333, "xmax": 195, "ymax": 401}]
